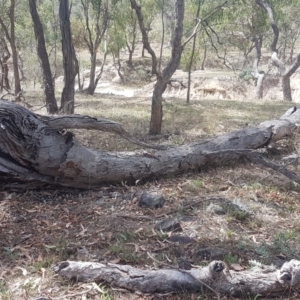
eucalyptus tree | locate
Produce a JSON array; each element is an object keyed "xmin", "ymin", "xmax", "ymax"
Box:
[
  {"xmin": 220, "ymin": 0, "xmax": 269, "ymax": 98},
  {"xmin": 0, "ymin": 37, "xmax": 10, "ymax": 92},
  {"xmin": 59, "ymin": 0, "xmax": 78, "ymax": 113},
  {"xmin": 29, "ymin": 0, "xmax": 58, "ymax": 113},
  {"xmin": 75, "ymin": 0, "xmax": 109, "ymax": 95},
  {"xmin": 131, "ymin": 0, "xmax": 231, "ymax": 134},
  {"xmin": 185, "ymin": 0, "xmax": 203, "ymax": 104},
  {"xmin": 107, "ymin": 11, "xmax": 127, "ymax": 82},
  {"xmin": 115, "ymin": 0, "xmax": 139, "ymax": 67},
  {"xmin": 131, "ymin": 0, "xmax": 185, "ymax": 135},
  {"xmin": 256, "ymin": 0, "xmax": 300, "ymax": 101},
  {"xmin": 0, "ymin": 0, "xmax": 22, "ymax": 100}
]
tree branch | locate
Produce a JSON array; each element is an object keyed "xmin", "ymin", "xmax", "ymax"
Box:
[{"xmin": 54, "ymin": 259, "xmax": 300, "ymax": 297}]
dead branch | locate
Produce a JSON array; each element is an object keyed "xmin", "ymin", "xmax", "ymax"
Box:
[
  {"xmin": 54, "ymin": 259, "xmax": 300, "ymax": 297},
  {"xmin": 0, "ymin": 100, "xmax": 299, "ymax": 188}
]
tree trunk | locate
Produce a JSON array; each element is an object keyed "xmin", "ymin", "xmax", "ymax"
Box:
[
  {"xmin": 29, "ymin": 0, "xmax": 58, "ymax": 114},
  {"xmin": 131, "ymin": 0, "xmax": 184, "ymax": 135},
  {"xmin": 255, "ymin": 72, "xmax": 265, "ymax": 99},
  {"xmin": 186, "ymin": 0, "xmax": 201, "ymax": 104},
  {"xmin": 94, "ymin": 51, "xmax": 107, "ymax": 88},
  {"xmin": 125, "ymin": 16, "xmax": 137, "ymax": 68},
  {"xmin": 0, "ymin": 101, "xmax": 299, "ymax": 189},
  {"xmin": 0, "ymin": 38, "xmax": 10, "ymax": 91},
  {"xmin": 282, "ymin": 75, "xmax": 292, "ymax": 102},
  {"xmin": 252, "ymin": 36, "xmax": 265, "ymax": 99},
  {"xmin": 158, "ymin": 0, "xmax": 165, "ymax": 73},
  {"xmin": 59, "ymin": 0, "xmax": 78, "ymax": 114},
  {"xmin": 149, "ymin": 78, "xmax": 164, "ymax": 134},
  {"xmin": 255, "ymin": 0, "xmax": 300, "ymax": 101},
  {"xmin": 86, "ymin": 52, "xmax": 97, "ymax": 95},
  {"xmin": 130, "ymin": 0, "xmax": 158, "ymax": 76},
  {"xmin": 200, "ymin": 43, "xmax": 207, "ymax": 70},
  {"xmin": 81, "ymin": 0, "xmax": 109, "ymax": 96},
  {"xmin": 0, "ymin": 0, "xmax": 22, "ymax": 99},
  {"xmin": 9, "ymin": 0, "xmax": 22, "ymax": 100},
  {"xmin": 149, "ymin": 0, "xmax": 184, "ymax": 134},
  {"xmin": 55, "ymin": 259, "xmax": 300, "ymax": 297}
]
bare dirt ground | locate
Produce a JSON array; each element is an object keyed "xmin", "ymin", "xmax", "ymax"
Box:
[{"xmin": 1, "ymin": 62, "xmax": 300, "ymax": 299}]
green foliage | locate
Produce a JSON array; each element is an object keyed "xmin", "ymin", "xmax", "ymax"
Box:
[
  {"xmin": 224, "ymin": 253, "xmax": 238, "ymax": 265},
  {"xmin": 239, "ymin": 67, "xmax": 253, "ymax": 83},
  {"xmin": 0, "ymin": 279, "xmax": 10, "ymax": 300},
  {"xmin": 255, "ymin": 230, "xmax": 300, "ymax": 263}
]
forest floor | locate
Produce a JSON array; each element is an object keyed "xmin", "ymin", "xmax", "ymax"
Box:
[{"xmin": 1, "ymin": 63, "xmax": 300, "ymax": 299}]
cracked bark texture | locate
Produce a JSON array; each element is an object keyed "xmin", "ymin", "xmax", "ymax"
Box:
[
  {"xmin": 0, "ymin": 101, "xmax": 299, "ymax": 189},
  {"xmin": 54, "ymin": 259, "xmax": 300, "ymax": 297}
]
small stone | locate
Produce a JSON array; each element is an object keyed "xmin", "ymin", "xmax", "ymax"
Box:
[
  {"xmin": 138, "ymin": 192, "xmax": 165, "ymax": 209},
  {"xmin": 178, "ymin": 258, "xmax": 192, "ymax": 270},
  {"xmin": 193, "ymin": 247, "xmax": 229, "ymax": 261},
  {"xmin": 206, "ymin": 203, "xmax": 226, "ymax": 215},
  {"xmin": 154, "ymin": 217, "xmax": 182, "ymax": 232},
  {"xmin": 168, "ymin": 235, "xmax": 195, "ymax": 244}
]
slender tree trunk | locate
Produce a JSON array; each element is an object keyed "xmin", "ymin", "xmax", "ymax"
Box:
[
  {"xmin": 81, "ymin": 0, "xmax": 109, "ymax": 96},
  {"xmin": 112, "ymin": 53, "xmax": 124, "ymax": 83},
  {"xmin": 59, "ymin": 0, "xmax": 78, "ymax": 114},
  {"xmin": 0, "ymin": 61, "xmax": 3, "ymax": 91},
  {"xmin": 149, "ymin": 0, "xmax": 184, "ymax": 134},
  {"xmin": 29, "ymin": 0, "xmax": 58, "ymax": 114},
  {"xmin": 200, "ymin": 43, "xmax": 207, "ymax": 70},
  {"xmin": 130, "ymin": 0, "xmax": 158, "ymax": 76},
  {"xmin": 159, "ymin": 0, "xmax": 165, "ymax": 73},
  {"xmin": 9, "ymin": 0, "xmax": 22, "ymax": 100},
  {"xmin": 127, "ymin": 49, "xmax": 133, "ymax": 66},
  {"xmin": 252, "ymin": 36, "xmax": 265, "ymax": 99},
  {"xmin": 87, "ymin": 52, "xmax": 97, "ymax": 95},
  {"xmin": 94, "ymin": 51, "xmax": 107, "ymax": 87},
  {"xmin": 0, "ymin": 38, "xmax": 10, "ymax": 90},
  {"xmin": 125, "ymin": 16, "xmax": 137, "ymax": 68},
  {"xmin": 150, "ymin": 79, "xmax": 164, "ymax": 134},
  {"xmin": 141, "ymin": 45, "xmax": 145, "ymax": 57},
  {"xmin": 255, "ymin": 0, "xmax": 300, "ymax": 102},
  {"xmin": 282, "ymin": 75, "xmax": 292, "ymax": 101},
  {"xmin": 187, "ymin": 0, "xmax": 202, "ymax": 104}
]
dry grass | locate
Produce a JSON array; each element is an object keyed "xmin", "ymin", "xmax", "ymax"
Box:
[{"xmin": 1, "ymin": 87, "xmax": 300, "ymax": 299}]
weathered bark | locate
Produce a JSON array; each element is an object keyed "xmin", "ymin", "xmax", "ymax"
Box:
[
  {"xmin": 0, "ymin": 38, "xmax": 10, "ymax": 91},
  {"xmin": 0, "ymin": 101, "xmax": 299, "ymax": 189},
  {"xmin": 54, "ymin": 259, "xmax": 300, "ymax": 297},
  {"xmin": 59, "ymin": 0, "xmax": 78, "ymax": 113},
  {"xmin": 29, "ymin": 0, "xmax": 58, "ymax": 114},
  {"xmin": 252, "ymin": 36, "xmax": 265, "ymax": 99}
]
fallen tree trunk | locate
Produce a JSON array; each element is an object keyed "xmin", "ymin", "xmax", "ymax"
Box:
[
  {"xmin": 54, "ymin": 259, "xmax": 300, "ymax": 297},
  {"xmin": 0, "ymin": 100, "xmax": 299, "ymax": 188}
]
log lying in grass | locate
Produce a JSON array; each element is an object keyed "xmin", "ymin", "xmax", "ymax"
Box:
[
  {"xmin": 0, "ymin": 100, "xmax": 299, "ymax": 188},
  {"xmin": 54, "ymin": 259, "xmax": 300, "ymax": 297}
]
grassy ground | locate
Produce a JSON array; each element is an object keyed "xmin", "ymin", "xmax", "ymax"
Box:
[{"xmin": 1, "ymin": 90, "xmax": 300, "ymax": 299}]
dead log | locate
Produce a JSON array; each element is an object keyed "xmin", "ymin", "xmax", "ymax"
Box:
[
  {"xmin": 54, "ymin": 259, "xmax": 300, "ymax": 297},
  {"xmin": 0, "ymin": 100, "xmax": 299, "ymax": 188}
]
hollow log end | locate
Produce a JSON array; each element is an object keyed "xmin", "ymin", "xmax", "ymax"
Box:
[
  {"xmin": 279, "ymin": 259, "xmax": 300, "ymax": 286},
  {"xmin": 209, "ymin": 260, "xmax": 226, "ymax": 279},
  {"xmin": 53, "ymin": 261, "xmax": 70, "ymax": 273}
]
